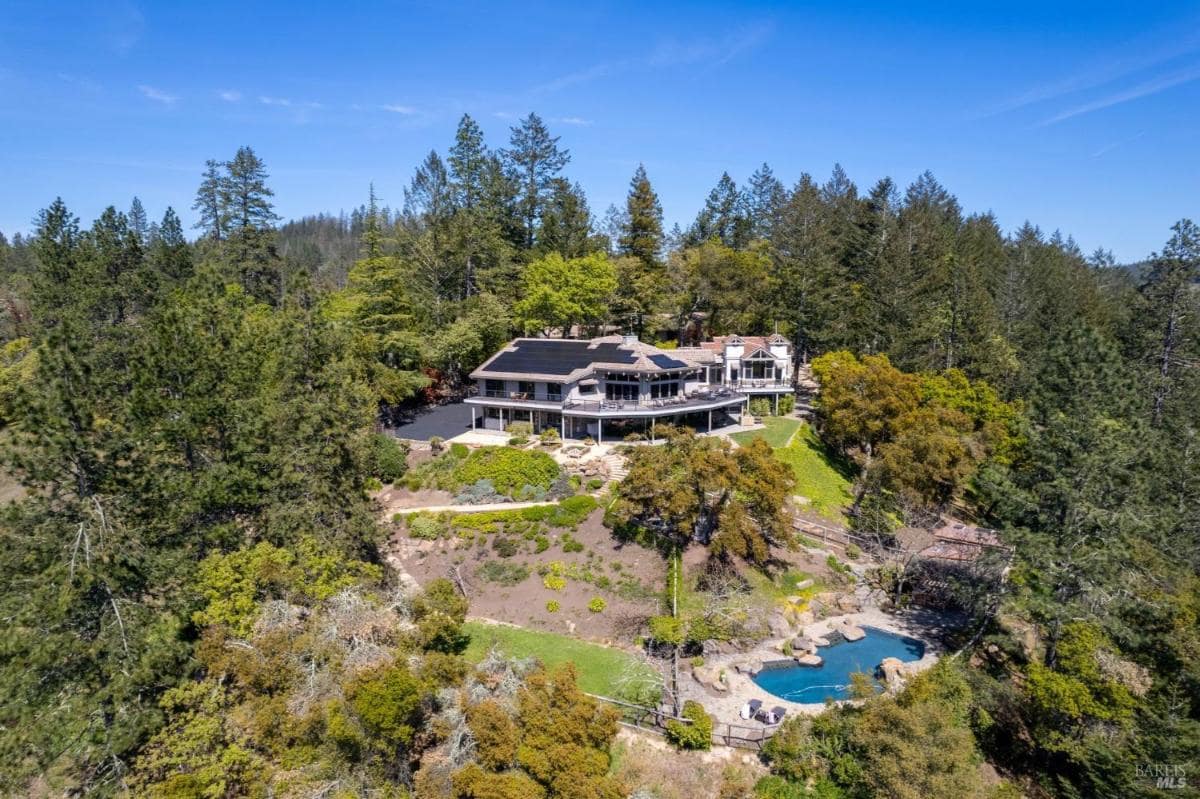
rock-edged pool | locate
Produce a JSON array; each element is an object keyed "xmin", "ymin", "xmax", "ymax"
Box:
[{"xmin": 751, "ymin": 626, "xmax": 926, "ymax": 703}]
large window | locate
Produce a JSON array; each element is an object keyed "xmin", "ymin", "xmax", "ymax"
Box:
[
  {"xmin": 606, "ymin": 382, "xmax": 639, "ymax": 401},
  {"xmin": 485, "ymin": 379, "xmax": 505, "ymax": 398},
  {"xmin": 546, "ymin": 382, "xmax": 562, "ymax": 401}
]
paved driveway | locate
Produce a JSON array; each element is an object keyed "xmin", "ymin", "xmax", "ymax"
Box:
[{"xmin": 389, "ymin": 402, "xmax": 473, "ymax": 441}]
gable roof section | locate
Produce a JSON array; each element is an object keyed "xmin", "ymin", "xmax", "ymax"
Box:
[{"xmin": 471, "ymin": 337, "xmax": 703, "ymax": 382}]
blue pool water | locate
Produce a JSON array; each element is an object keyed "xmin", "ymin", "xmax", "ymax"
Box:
[{"xmin": 751, "ymin": 627, "xmax": 926, "ymax": 703}]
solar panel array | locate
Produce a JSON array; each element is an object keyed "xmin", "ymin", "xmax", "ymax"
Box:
[
  {"xmin": 486, "ymin": 340, "xmax": 638, "ymax": 375},
  {"xmin": 649, "ymin": 353, "xmax": 689, "ymax": 369}
]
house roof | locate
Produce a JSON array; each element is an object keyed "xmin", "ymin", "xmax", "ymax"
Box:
[
  {"xmin": 699, "ymin": 334, "xmax": 791, "ymax": 355},
  {"xmin": 470, "ymin": 336, "xmax": 704, "ymax": 382}
]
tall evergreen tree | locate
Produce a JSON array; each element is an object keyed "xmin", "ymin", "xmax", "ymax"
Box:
[
  {"xmin": 149, "ymin": 207, "xmax": 192, "ymax": 285},
  {"xmin": 745, "ymin": 163, "xmax": 786, "ymax": 241},
  {"xmin": 689, "ymin": 172, "xmax": 749, "ymax": 249},
  {"xmin": 538, "ymin": 179, "xmax": 593, "ymax": 258},
  {"xmin": 501, "ymin": 113, "xmax": 570, "ymax": 249},
  {"xmin": 1140, "ymin": 219, "xmax": 1200, "ymax": 427},
  {"xmin": 128, "ymin": 197, "xmax": 149, "ymax": 244},
  {"xmin": 221, "ymin": 147, "xmax": 282, "ymax": 303},
  {"xmin": 618, "ymin": 164, "xmax": 664, "ymax": 267},
  {"xmin": 29, "ymin": 198, "xmax": 80, "ymax": 330},
  {"xmin": 192, "ymin": 159, "xmax": 226, "ymax": 242}
]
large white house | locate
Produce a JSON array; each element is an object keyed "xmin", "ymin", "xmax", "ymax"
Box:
[{"xmin": 466, "ymin": 333, "xmax": 794, "ymax": 442}]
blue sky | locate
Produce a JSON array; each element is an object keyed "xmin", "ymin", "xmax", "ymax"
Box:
[{"xmin": 2, "ymin": 1, "xmax": 1198, "ymax": 262}]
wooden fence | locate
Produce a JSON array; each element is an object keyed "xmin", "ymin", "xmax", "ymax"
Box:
[{"xmin": 586, "ymin": 693, "xmax": 780, "ymax": 751}]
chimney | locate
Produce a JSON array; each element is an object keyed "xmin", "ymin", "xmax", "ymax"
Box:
[{"xmin": 622, "ymin": 333, "xmax": 639, "ymax": 347}]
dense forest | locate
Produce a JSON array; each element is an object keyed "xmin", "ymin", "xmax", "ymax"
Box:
[{"xmin": 0, "ymin": 111, "xmax": 1197, "ymax": 798}]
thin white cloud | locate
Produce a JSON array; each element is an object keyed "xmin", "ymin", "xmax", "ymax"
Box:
[
  {"xmin": 530, "ymin": 21, "xmax": 772, "ymax": 96},
  {"xmin": 259, "ymin": 95, "xmax": 321, "ymax": 110},
  {"xmin": 555, "ymin": 116, "xmax": 593, "ymax": 126},
  {"xmin": 1090, "ymin": 130, "xmax": 1146, "ymax": 159},
  {"xmin": 1040, "ymin": 64, "xmax": 1200, "ymax": 126},
  {"xmin": 381, "ymin": 103, "xmax": 418, "ymax": 114},
  {"xmin": 138, "ymin": 84, "xmax": 178, "ymax": 105},
  {"xmin": 492, "ymin": 110, "xmax": 520, "ymax": 120},
  {"xmin": 218, "ymin": 89, "xmax": 242, "ymax": 102},
  {"xmin": 980, "ymin": 25, "xmax": 1200, "ymax": 118}
]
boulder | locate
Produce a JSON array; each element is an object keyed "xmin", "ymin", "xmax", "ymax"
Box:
[
  {"xmin": 795, "ymin": 653, "xmax": 823, "ymax": 667},
  {"xmin": 840, "ymin": 624, "xmax": 866, "ymax": 642},
  {"xmin": 878, "ymin": 657, "xmax": 905, "ymax": 691},
  {"xmin": 792, "ymin": 578, "xmax": 815, "ymax": 591},
  {"xmin": 791, "ymin": 609, "xmax": 815, "ymax": 627},
  {"xmin": 768, "ymin": 612, "xmax": 793, "ymax": 638},
  {"xmin": 791, "ymin": 636, "xmax": 818, "ymax": 654},
  {"xmin": 734, "ymin": 659, "xmax": 764, "ymax": 676},
  {"xmin": 836, "ymin": 595, "xmax": 862, "ymax": 613},
  {"xmin": 692, "ymin": 665, "xmax": 728, "ymax": 692}
]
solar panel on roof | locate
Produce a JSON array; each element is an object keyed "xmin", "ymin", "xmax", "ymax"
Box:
[
  {"xmin": 649, "ymin": 353, "xmax": 689, "ymax": 369},
  {"xmin": 485, "ymin": 340, "xmax": 637, "ymax": 375}
]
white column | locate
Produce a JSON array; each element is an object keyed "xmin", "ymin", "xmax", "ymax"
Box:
[
  {"xmin": 774, "ymin": 394, "xmax": 779, "ymax": 415},
  {"xmin": 707, "ymin": 410, "xmax": 712, "ymax": 432},
  {"xmin": 471, "ymin": 407, "xmax": 476, "ymax": 430},
  {"xmin": 597, "ymin": 419, "xmax": 603, "ymax": 444},
  {"xmin": 561, "ymin": 415, "xmax": 566, "ymax": 439}
]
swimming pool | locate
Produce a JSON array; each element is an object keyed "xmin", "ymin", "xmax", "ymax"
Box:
[{"xmin": 751, "ymin": 626, "xmax": 926, "ymax": 703}]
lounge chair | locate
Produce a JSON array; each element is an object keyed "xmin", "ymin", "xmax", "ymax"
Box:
[
  {"xmin": 756, "ymin": 706, "xmax": 787, "ymax": 725},
  {"xmin": 739, "ymin": 699, "xmax": 763, "ymax": 720}
]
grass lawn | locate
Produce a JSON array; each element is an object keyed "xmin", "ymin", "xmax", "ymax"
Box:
[
  {"xmin": 733, "ymin": 419, "xmax": 854, "ymax": 524},
  {"xmin": 730, "ymin": 416, "xmax": 802, "ymax": 449},
  {"xmin": 462, "ymin": 621, "xmax": 658, "ymax": 698}
]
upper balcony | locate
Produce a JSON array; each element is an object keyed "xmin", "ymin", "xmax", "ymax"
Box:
[
  {"xmin": 730, "ymin": 379, "xmax": 794, "ymax": 393},
  {"xmin": 464, "ymin": 385, "xmax": 748, "ymax": 417}
]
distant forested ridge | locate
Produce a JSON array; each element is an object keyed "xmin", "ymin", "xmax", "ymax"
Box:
[{"xmin": 0, "ymin": 112, "xmax": 1196, "ymax": 798}]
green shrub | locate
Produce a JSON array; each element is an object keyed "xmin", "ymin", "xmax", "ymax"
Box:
[
  {"xmin": 546, "ymin": 600, "xmax": 560, "ymax": 613},
  {"xmin": 624, "ymin": 432, "xmax": 645, "ymax": 442},
  {"xmin": 543, "ymin": 574, "xmax": 566, "ymax": 591},
  {"xmin": 491, "ymin": 537, "xmax": 520, "ymax": 558},
  {"xmin": 691, "ymin": 656, "xmax": 705, "ymax": 668},
  {"xmin": 534, "ymin": 535, "xmax": 550, "ymax": 553},
  {"xmin": 451, "ymin": 446, "xmax": 561, "ymax": 497},
  {"xmin": 505, "ymin": 421, "xmax": 533, "ymax": 437},
  {"xmin": 363, "ymin": 476, "xmax": 383, "ymax": 492},
  {"xmin": 586, "ymin": 477, "xmax": 605, "ymax": 490},
  {"xmin": 429, "ymin": 436, "xmax": 445, "ymax": 453},
  {"xmin": 477, "ymin": 561, "xmax": 530, "ymax": 586},
  {"xmin": 648, "ymin": 615, "xmax": 685, "ymax": 645},
  {"xmin": 539, "ymin": 428, "xmax": 561, "ymax": 445},
  {"xmin": 508, "ymin": 436, "xmax": 528, "ymax": 447},
  {"xmin": 561, "ymin": 534, "xmax": 584, "ymax": 554},
  {"xmin": 407, "ymin": 515, "xmax": 445, "ymax": 540},
  {"xmin": 845, "ymin": 543, "xmax": 861, "ymax": 559},
  {"xmin": 449, "ymin": 442, "xmax": 469, "ymax": 459},
  {"xmin": 665, "ymin": 700, "xmax": 712, "ymax": 750},
  {"xmin": 588, "ymin": 597, "xmax": 606, "ymax": 613},
  {"xmin": 777, "ymin": 394, "xmax": 795, "ymax": 415},
  {"xmin": 371, "ymin": 433, "xmax": 409, "ymax": 483},
  {"xmin": 569, "ymin": 474, "xmax": 582, "ymax": 490},
  {"xmin": 749, "ymin": 397, "xmax": 772, "ymax": 418},
  {"xmin": 550, "ymin": 494, "xmax": 598, "ymax": 526}
]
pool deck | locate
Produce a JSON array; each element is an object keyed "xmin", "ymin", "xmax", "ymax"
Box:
[{"xmin": 684, "ymin": 607, "xmax": 946, "ymax": 724}]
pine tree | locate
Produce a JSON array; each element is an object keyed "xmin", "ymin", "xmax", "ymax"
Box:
[
  {"xmin": 448, "ymin": 114, "xmax": 489, "ymax": 211},
  {"xmin": 128, "ymin": 197, "xmax": 149, "ymax": 244},
  {"xmin": 221, "ymin": 147, "xmax": 281, "ymax": 303},
  {"xmin": 618, "ymin": 164, "xmax": 664, "ymax": 267},
  {"xmin": 361, "ymin": 183, "xmax": 384, "ymax": 260},
  {"xmin": 501, "ymin": 113, "xmax": 570, "ymax": 249},
  {"xmin": 745, "ymin": 163, "xmax": 785, "ymax": 241},
  {"xmin": 690, "ymin": 172, "xmax": 749, "ymax": 248},
  {"xmin": 29, "ymin": 197, "xmax": 81, "ymax": 330},
  {"xmin": 192, "ymin": 159, "xmax": 226, "ymax": 242},
  {"xmin": 1140, "ymin": 220, "xmax": 1200, "ymax": 427},
  {"xmin": 538, "ymin": 179, "xmax": 593, "ymax": 258},
  {"xmin": 150, "ymin": 207, "xmax": 192, "ymax": 284}
]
